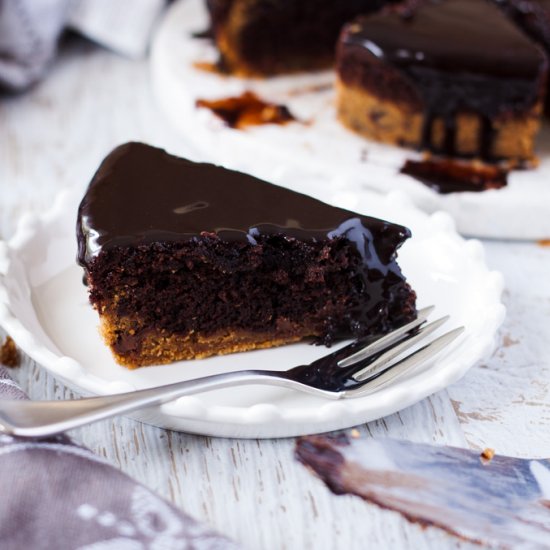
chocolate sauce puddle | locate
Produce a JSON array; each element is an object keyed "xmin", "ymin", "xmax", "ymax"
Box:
[
  {"xmin": 401, "ymin": 158, "xmax": 509, "ymax": 194},
  {"xmin": 196, "ymin": 91, "xmax": 296, "ymax": 129}
]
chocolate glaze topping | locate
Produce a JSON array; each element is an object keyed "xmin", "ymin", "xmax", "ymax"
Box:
[
  {"xmin": 77, "ymin": 142, "xmax": 410, "ymax": 270},
  {"xmin": 339, "ymin": 0, "xmax": 548, "ymax": 158}
]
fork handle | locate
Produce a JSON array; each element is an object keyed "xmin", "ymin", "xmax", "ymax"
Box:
[{"xmin": 0, "ymin": 369, "xmax": 285, "ymax": 439}]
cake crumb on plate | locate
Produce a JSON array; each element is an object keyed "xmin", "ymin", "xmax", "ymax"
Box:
[{"xmin": 0, "ymin": 336, "xmax": 20, "ymax": 368}]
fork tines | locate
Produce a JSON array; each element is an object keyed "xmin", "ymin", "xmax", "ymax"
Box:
[{"xmin": 337, "ymin": 307, "xmax": 464, "ymax": 384}]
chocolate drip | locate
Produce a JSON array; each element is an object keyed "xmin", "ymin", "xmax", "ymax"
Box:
[
  {"xmin": 420, "ymin": 111, "xmax": 434, "ymax": 152},
  {"xmin": 480, "ymin": 117, "xmax": 496, "ymax": 161},
  {"xmin": 442, "ymin": 114, "xmax": 456, "ymax": 155}
]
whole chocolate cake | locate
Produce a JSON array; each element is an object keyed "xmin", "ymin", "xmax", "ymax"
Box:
[
  {"xmin": 335, "ymin": 0, "xmax": 548, "ymax": 161},
  {"xmin": 77, "ymin": 142, "xmax": 417, "ymax": 368}
]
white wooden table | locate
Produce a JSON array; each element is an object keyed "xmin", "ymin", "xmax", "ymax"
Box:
[{"xmin": 2, "ymin": 37, "xmax": 549, "ymax": 550}]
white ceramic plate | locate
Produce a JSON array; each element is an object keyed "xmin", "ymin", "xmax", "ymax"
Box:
[
  {"xmin": 0, "ymin": 181, "xmax": 504, "ymax": 438},
  {"xmin": 150, "ymin": 0, "xmax": 550, "ymax": 240}
]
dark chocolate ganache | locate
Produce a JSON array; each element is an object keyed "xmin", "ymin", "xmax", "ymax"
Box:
[
  {"xmin": 338, "ymin": 0, "xmax": 548, "ymax": 158},
  {"xmin": 77, "ymin": 143, "xmax": 410, "ymax": 267}
]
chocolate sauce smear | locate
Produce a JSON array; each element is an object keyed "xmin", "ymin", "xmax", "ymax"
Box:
[
  {"xmin": 296, "ymin": 435, "xmax": 550, "ymax": 548},
  {"xmin": 196, "ymin": 92, "xmax": 296, "ymax": 129},
  {"xmin": 401, "ymin": 158, "xmax": 509, "ymax": 194}
]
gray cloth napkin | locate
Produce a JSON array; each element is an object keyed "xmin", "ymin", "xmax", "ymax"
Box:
[
  {"xmin": 0, "ymin": 0, "xmax": 70, "ymax": 91},
  {"xmin": 0, "ymin": 365, "xmax": 238, "ymax": 550},
  {"xmin": 0, "ymin": 0, "xmax": 165, "ymax": 91}
]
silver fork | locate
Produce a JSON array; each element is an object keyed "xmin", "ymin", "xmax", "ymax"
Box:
[{"xmin": 0, "ymin": 307, "xmax": 463, "ymax": 438}]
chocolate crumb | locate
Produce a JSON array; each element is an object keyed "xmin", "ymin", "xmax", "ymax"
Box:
[
  {"xmin": 480, "ymin": 448, "xmax": 495, "ymax": 465},
  {"xmin": 0, "ymin": 336, "xmax": 20, "ymax": 368}
]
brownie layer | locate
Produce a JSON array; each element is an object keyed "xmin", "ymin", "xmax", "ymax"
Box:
[
  {"xmin": 336, "ymin": 0, "xmax": 548, "ymax": 160},
  {"xmin": 206, "ymin": 0, "xmax": 391, "ymax": 75},
  {"xmin": 77, "ymin": 143, "xmax": 417, "ymax": 368},
  {"xmin": 89, "ymin": 236, "xmax": 415, "ymax": 367}
]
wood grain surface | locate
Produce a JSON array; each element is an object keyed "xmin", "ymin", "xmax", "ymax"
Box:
[{"xmin": 1, "ymin": 37, "xmax": 549, "ymax": 550}]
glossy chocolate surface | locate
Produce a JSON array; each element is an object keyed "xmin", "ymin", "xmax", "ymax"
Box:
[
  {"xmin": 77, "ymin": 143, "xmax": 410, "ymax": 269},
  {"xmin": 339, "ymin": 0, "xmax": 548, "ymax": 157}
]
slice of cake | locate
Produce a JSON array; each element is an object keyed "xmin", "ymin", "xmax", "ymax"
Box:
[
  {"xmin": 77, "ymin": 142, "xmax": 417, "ymax": 368},
  {"xmin": 336, "ymin": 0, "xmax": 548, "ymax": 161},
  {"xmin": 205, "ymin": 0, "xmax": 392, "ymax": 75}
]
